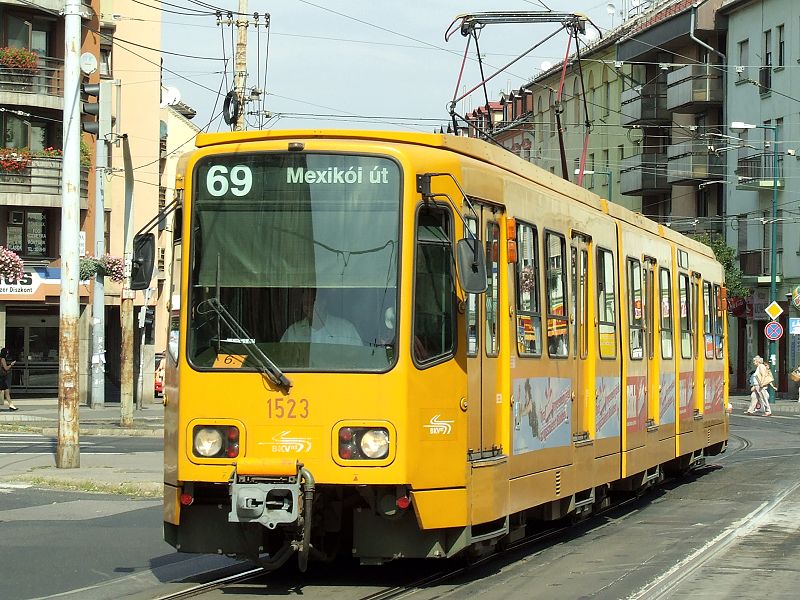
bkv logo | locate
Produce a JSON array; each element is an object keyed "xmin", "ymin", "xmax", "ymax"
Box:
[
  {"xmin": 423, "ymin": 414, "xmax": 454, "ymax": 435},
  {"xmin": 265, "ymin": 431, "xmax": 312, "ymax": 453}
]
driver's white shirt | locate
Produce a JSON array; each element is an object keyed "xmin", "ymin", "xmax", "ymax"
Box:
[{"xmin": 281, "ymin": 315, "xmax": 362, "ymax": 345}]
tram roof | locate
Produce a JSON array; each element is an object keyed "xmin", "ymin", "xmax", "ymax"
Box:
[{"xmin": 193, "ymin": 129, "xmax": 713, "ymax": 259}]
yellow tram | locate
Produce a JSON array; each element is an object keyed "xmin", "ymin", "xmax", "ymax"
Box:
[{"xmin": 137, "ymin": 129, "xmax": 728, "ymax": 569}]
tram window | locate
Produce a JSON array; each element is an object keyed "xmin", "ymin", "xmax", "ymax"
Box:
[
  {"xmin": 660, "ymin": 268, "xmax": 673, "ymax": 360},
  {"xmin": 703, "ymin": 281, "xmax": 714, "ymax": 359},
  {"xmin": 692, "ymin": 279, "xmax": 700, "ymax": 359},
  {"xmin": 580, "ymin": 249, "xmax": 588, "ymax": 360},
  {"xmin": 515, "ymin": 221, "xmax": 541, "ymax": 357},
  {"xmin": 646, "ymin": 266, "xmax": 655, "ymax": 360},
  {"xmin": 714, "ymin": 284, "xmax": 724, "ymax": 359},
  {"xmin": 627, "ymin": 258, "xmax": 643, "ymax": 360},
  {"xmin": 465, "ymin": 217, "xmax": 479, "ymax": 357},
  {"xmin": 571, "ymin": 246, "xmax": 578, "ymax": 358},
  {"xmin": 485, "ymin": 221, "xmax": 501, "ymax": 357},
  {"xmin": 679, "ymin": 273, "xmax": 692, "ymax": 359},
  {"xmin": 413, "ymin": 207, "xmax": 456, "ymax": 365},
  {"xmin": 545, "ymin": 232, "xmax": 568, "ymax": 358},
  {"xmin": 597, "ymin": 248, "xmax": 617, "ymax": 359}
]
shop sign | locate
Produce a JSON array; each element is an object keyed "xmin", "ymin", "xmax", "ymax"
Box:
[{"xmin": 0, "ymin": 267, "xmax": 60, "ymax": 296}]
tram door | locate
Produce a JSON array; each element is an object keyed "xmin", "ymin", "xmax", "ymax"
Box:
[
  {"xmin": 570, "ymin": 233, "xmax": 591, "ymax": 437},
  {"xmin": 466, "ymin": 204, "xmax": 504, "ymax": 460}
]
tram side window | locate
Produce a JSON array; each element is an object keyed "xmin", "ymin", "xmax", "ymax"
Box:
[
  {"xmin": 660, "ymin": 268, "xmax": 673, "ymax": 360},
  {"xmin": 692, "ymin": 278, "xmax": 700, "ymax": 359},
  {"xmin": 546, "ymin": 231, "xmax": 568, "ymax": 357},
  {"xmin": 413, "ymin": 207, "xmax": 456, "ymax": 364},
  {"xmin": 714, "ymin": 284, "xmax": 724, "ymax": 359},
  {"xmin": 515, "ymin": 222, "xmax": 542, "ymax": 356},
  {"xmin": 597, "ymin": 248, "xmax": 617, "ymax": 359},
  {"xmin": 679, "ymin": 273, "xmax": 692, "ymax": 359},
  {"xmin": 485, "ymin": 221, "xmax": 501, "ymax": 357},
  {"xmin": 465, "ymin": 217, "xmax": 479, "ymax": 357},
  {"xmin": 627, "ymin": 258, "xmax": 643, "ymax": 360},
  {"xmin": 703, "ymin": 281, "xmax": 714, "ymax": 359}
]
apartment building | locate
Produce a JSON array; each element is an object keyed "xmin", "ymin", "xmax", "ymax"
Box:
[
  {"xmin": 0, "ymin": 0, "xmax": 166, "ymax": 402},
  {"xmin": 721, "ymin": 0, "xmax": 800, "ymax": 393}
]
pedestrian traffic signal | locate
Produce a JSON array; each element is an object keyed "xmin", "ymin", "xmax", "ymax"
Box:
[{"xmin": 81, "ymin": 81, "xmax": 111, "ymax": 138}]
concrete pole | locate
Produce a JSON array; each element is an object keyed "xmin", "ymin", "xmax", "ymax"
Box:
[
  {"xmin": 120, "ymin": 135, "xmax": 135, "ymax": 427},
  {"xmin": 768, "ymin": 125, "xmax": 778, "ymax": 404},
  {"xmin": 90, "ymin": 130, "xmax": 106, "ymax": 407},
  {"xmin": 57, "ymin": 0, "xmax": 82, "ymax": 468},
  {"xmin": 234, "ymin": 0, "xmax": 248, "ymax": 131}
]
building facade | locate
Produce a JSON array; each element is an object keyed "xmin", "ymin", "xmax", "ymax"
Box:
[{"xmin": 0, "ymin": 0, "xmax": 168, "ymax": 403}]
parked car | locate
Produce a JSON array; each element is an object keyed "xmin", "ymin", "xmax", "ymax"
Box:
[{"xmin": 154, "ymin": 352, "xmax": 165, "ymax": 398}]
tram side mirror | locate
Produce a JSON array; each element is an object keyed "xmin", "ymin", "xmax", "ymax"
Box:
[
  {"xmin": 456, "ymin": 238, "xmax": 487, "ymax": 294},
  {"xmin": 129, "ymin": 233, "xmax": 156, "ymax": 290}
]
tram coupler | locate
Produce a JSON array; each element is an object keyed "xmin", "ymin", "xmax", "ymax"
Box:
[{"xmin": 227, "ymin": 459, "xmax": 316, "ymax": 571}]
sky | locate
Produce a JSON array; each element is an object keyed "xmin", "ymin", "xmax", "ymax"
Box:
[{"xmin": 154, "ymin": 0, "xmax": 626, "ymax": 133}]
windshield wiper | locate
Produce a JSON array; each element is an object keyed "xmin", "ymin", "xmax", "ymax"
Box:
[{"xmin": 199, "ymin": 297, "xmax": 292, "ymax": 391}]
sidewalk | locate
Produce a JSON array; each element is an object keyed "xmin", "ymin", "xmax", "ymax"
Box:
[
  {"xmin": 0, "ymin": 396, "xmax": 164, "ymax": 496},
  {"xmin": 729, "ymin": 392, "xmax": 800, "ymax": 415}
]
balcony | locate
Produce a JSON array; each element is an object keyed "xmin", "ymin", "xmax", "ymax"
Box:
[
  {"xmin": 0, "ymin": 157, "xmax": 89, "ymax": 208},
  {"xmin": 735, "ymin": 152, "xmax": 784, "ymax": 190},
  {"xmin": 740, "ymin": 248, "xmax": 783, "ymax": 278},
  {"xmin": 619, "ymin": 153, "xmax": 669, "ymax": 195},
  {"xmin": 669, "ymin": 220, "xmax": 724, "ymax": 238},
  {"xmin": 667, "ymin": 140, "xmax": 725, "ymax": 184},
  {"xmin": 0, "ymin": 56, "xmax": 64, "ymax": 110},
  {"xmin": 620, "ymin": 82, "xmax": 669, "ymax": 127},
  {"xmin": 666, "ymin": 64, "xmax": 723, "ymax": 112}
]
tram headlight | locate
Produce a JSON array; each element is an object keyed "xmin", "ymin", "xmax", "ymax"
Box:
[
  {"xmin": 194, "ymin": 427, "xmax": 224, "ymax": 457},
  {"xmin": 192, "ymin": 425, "xmax": 240, "ymax": 458},
  {"xmin": 337, "ymin": 426, "xmax": 391, "ymax": 460},
  {"xmin": 360, "ymin": 429, "xmax": 390, "ymax": 459}
]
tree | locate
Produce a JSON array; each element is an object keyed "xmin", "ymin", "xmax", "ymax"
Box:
[{"xmin": 693, "ymin": 233, "xmax": 750, "ymax": 299}]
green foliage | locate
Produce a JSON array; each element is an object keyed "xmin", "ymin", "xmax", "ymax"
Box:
[
  {"xmin": 693, "ymin": 233, "xmax": 750, "ymax": 298},
  {"xmin": 80, "ymin": 137, "xmax": 91, "ymax": 167}
]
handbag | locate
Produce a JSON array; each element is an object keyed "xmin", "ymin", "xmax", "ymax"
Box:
[{"xmin": 791, "ymin": 369, "xmax": 800, "ymax": 383}]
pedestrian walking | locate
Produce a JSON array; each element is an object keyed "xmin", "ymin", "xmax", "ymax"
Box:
[
  {"xmin": 0, "ymin": 347, "xmax": 18, "ymax": 411},
  {"xmin": 745, "ymin": 355, "xmax": 772, "ymax": 416}
]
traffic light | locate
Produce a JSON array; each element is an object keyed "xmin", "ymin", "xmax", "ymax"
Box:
[{"xmin": 81, "ymin": 80, "xmax": 111, "ymax": 138}]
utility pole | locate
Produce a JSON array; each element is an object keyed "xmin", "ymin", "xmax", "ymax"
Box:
[
  {"xmin": 234, "ymin": 0, "xmax": 248, "ymax": 131},
  {"xmin": 57, "ymin": 0, "xmax": 82, "ymax": 468},
  {"xmin": 120, "ymin": 135, "xmax": 135, "ymax": 427}
]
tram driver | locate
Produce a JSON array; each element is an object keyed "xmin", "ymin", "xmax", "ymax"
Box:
[{"xmin": 281, "ymin": 287, "xmax": 362, "ymax": 346}]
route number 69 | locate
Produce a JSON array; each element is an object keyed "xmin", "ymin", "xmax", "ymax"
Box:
[{"xmin": 206, "ymin": 165, "xmax": 252, "ymax": 197}]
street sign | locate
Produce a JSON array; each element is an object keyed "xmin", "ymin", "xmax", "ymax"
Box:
[
  {"xmin": 765, "ymin": 301, "xmax": 784, "ymax": 320},
  {"xmin": 790, "ymin": 317, "xmax": 800, "ymax": 335},
  {"xmin": 765, "ymin": 321, "xmax": 784, "ymax": 341}
]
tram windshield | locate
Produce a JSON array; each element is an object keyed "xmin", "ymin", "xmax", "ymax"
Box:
[{"xmin": 187, "ymin": 152, "xmax": 401, "ymax": 372}]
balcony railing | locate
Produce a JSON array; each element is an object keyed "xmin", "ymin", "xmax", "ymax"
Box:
[
  {"xmin": 0, "ymin": 56, "xmax": 64, "ymax": 99},
  {"xmin": 666, "ymin": 140, "xmax": 725, "ymax": 184},
  {"xmin": 0, "ymin": 157, "xmax": 88, "ymax": 201},
  {"xmin": 619, "ymin": 153, "xmax": 669, "ymax": 195},
  {"xmin": 620, "ymin": 82, "xmax": 669, "ymax": 126},
  {"xmin": 666, "ymin": 64, "xmax": 723, "ymax": 112},
  {"xmin": 740, "ymin": 248, "xmax": 783, "ymax": 277},
  {"xmin": 735, "ymin": 152, "xmax": 784, "ymax": 189}
]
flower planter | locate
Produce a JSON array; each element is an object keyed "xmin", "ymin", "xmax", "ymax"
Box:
[{"xmin": 30, "ymin": 157, "xmax": 61, "ymax": 194}]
